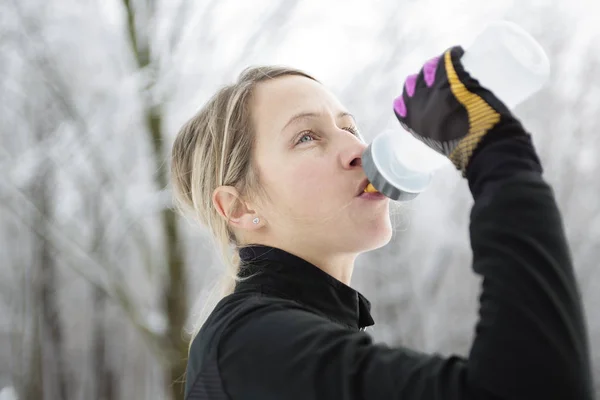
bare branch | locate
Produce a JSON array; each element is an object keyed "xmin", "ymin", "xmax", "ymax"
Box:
[
  {"xmin": 0, "ymin": 180, "xmax": 171, "ymax": 363},
  {"xmin": 6, "ymin": 1, "xmax": 157, "ymax": 278},
  {"xmin": 123, "ymin": 0, "xmax": 150, "ymax": 68}
]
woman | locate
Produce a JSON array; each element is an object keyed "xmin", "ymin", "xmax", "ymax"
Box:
[{"xmin": 171, "ymin": 46, "xmax": 594, "ymax": 399}]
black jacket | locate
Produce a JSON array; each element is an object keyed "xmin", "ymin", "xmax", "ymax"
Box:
[{"xmin": 185, "ymin": 135, "xmax": 595, "ymax": 400}]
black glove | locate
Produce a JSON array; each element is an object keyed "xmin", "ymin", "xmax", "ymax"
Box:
[{"xmin": 393, "ymin": 46, "xmax": 527, "ymax": 176}]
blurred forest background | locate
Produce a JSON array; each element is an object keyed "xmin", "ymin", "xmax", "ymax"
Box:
[{"xmin": 1, "ymin": 0, "xmax": 599, "ymax": 399}]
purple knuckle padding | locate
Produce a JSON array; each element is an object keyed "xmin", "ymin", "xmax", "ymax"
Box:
[
  {"xmin": 423, "ymin": 56, "xmax": 440, "ymax": 87},
  {"xmin": 393, "ymin": 95, "xmax": 407, "ymax": 118},
  {"xmin": 405, "ymin": 74, "xmax": 418, "ymax": 97}
]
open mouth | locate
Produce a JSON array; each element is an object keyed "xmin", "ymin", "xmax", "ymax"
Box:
[
  {"xmin": 356, "ymin": 179, "xmax": 380, "ymax": 196},
  {"xmin": 357, "ymin": 179, "xmax": 370, "ymax": 196},
  {"xmin": 363, "ymin": 183, "xmax": 378, "ymax": 193}
]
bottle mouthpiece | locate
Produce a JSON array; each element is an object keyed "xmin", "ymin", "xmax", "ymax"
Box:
[{"xmin": 364, "ymin": 183, "xmax": 378, "ymax": 193}]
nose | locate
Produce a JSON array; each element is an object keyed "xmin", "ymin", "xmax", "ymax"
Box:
[{"xmin": 340, "ymin": 134, "xmax": 367, "ymax": 170}]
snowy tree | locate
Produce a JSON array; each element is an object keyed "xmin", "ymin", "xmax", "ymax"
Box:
[{"xmin": 1, "ymin": 0, "xmax": 598, "ymax": 398}]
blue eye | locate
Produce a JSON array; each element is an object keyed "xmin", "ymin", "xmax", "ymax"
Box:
[
  {"xmin": 298, "ymin": 133, "xmax": 315, "ymax": 143},
  {"xmin": 295, "ymin": 126, "xmax": 360, "ymax": 146},
  {"xmin": 296, "ymin": 131, "xmax": 316, "ymax": 145}
]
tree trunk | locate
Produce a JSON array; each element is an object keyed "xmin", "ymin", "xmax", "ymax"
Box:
[
  {"xmin": 122, "ymin": 2, "xmax": 189, "ymax": 398},
  {"xmin": 23, "ymin": 313, "xmax": 43, "ymax": 400},
  {"xmin": 92, "ymin": 287, "xmax": 116, "ymax": 400},
  {"xmin": 148, "ymin": 104, "xmax": 188, "ymax": 400},
  {"xmin": 30, "ymin": 164, "xmax": 70, "ymax": 400}
]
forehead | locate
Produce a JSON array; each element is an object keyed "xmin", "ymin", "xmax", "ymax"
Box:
[{"xmin": 250, "ymin": 75, "xmax": 345, "ymax": 130}]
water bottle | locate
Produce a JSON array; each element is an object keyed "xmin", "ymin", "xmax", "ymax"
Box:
[{"xmin": 362, "ymin": 21, "xmax": 551, "ymax": 201}]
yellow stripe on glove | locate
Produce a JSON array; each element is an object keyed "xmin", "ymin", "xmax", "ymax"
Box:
[{"xmin": 445, "ymin": 50, "xmax": 501, "ymax": 174}]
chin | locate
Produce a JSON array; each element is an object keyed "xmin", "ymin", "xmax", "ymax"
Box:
[
  {"xmin": 368, "ymin": 225, "xmax": 393, "ymax": 251},
  {"xmin": 354, "ymin": 216, "xmax": 393, "ymax": 253}
]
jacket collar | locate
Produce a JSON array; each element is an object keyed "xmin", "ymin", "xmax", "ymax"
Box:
[{"xmin": 235, "ymin": 245, "xmax": 375, "ymax": 330}]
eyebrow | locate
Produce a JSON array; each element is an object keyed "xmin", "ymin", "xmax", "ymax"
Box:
[{"xmin": 282, "ymin": 111, "xmax": 355, "ymax": 132}]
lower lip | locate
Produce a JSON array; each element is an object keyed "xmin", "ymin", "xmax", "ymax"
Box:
[{"xmin": 358, "ymin": 191, "xmax": 387, "ymax": 200}]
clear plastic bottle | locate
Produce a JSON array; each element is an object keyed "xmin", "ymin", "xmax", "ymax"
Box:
[{"xmin": 362, "ymin": 21, "xmax": 551, "ymax": 201}]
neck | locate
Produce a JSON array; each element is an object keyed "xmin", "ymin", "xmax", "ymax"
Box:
[
  {"xmin": 296, "ymin": 249, "xmax": 356, "ymax": 285},
  {"xmin": 246, "ymin": 240, "xmax": 357, "ymax": 285}
]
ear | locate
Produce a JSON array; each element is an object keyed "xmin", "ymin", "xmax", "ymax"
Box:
[{"xmin": 212, "ymin": 186, "xmax": 263, "ymax": 230}]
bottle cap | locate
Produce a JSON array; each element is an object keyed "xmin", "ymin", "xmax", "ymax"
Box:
[{"xmin": 362, "ymin": 136, "xmax": 433, "ymax": 201}]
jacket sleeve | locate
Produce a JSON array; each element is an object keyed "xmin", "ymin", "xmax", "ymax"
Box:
[{"xmin": 216, "ymin": 135, "xmax": 595, "ymax": 400}]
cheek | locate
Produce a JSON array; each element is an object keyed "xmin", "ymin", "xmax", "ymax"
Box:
[
  {"xmin": 291, "ymin": 163, "xmax": 334, "ymax": 202},
  {"xmin": 264, "ymin": 159, "xmax": 341, "ymax": 216}
]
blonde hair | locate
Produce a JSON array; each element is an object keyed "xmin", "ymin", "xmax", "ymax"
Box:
[{"xmin": 170, "ymin": 66, "xmax": 317, "ymax": 345}]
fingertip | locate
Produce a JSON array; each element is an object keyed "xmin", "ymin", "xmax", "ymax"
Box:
[
  {"xmin": 393, "ymin": 96, "xmax": 407, "ymax": 118},
  {"xmin": 405, "ymin": 74, "xmax": 418, "ymax": 97},
  {"xmin": 423, "ymin": 56, "xmax": 440, "ymax": 87}
]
